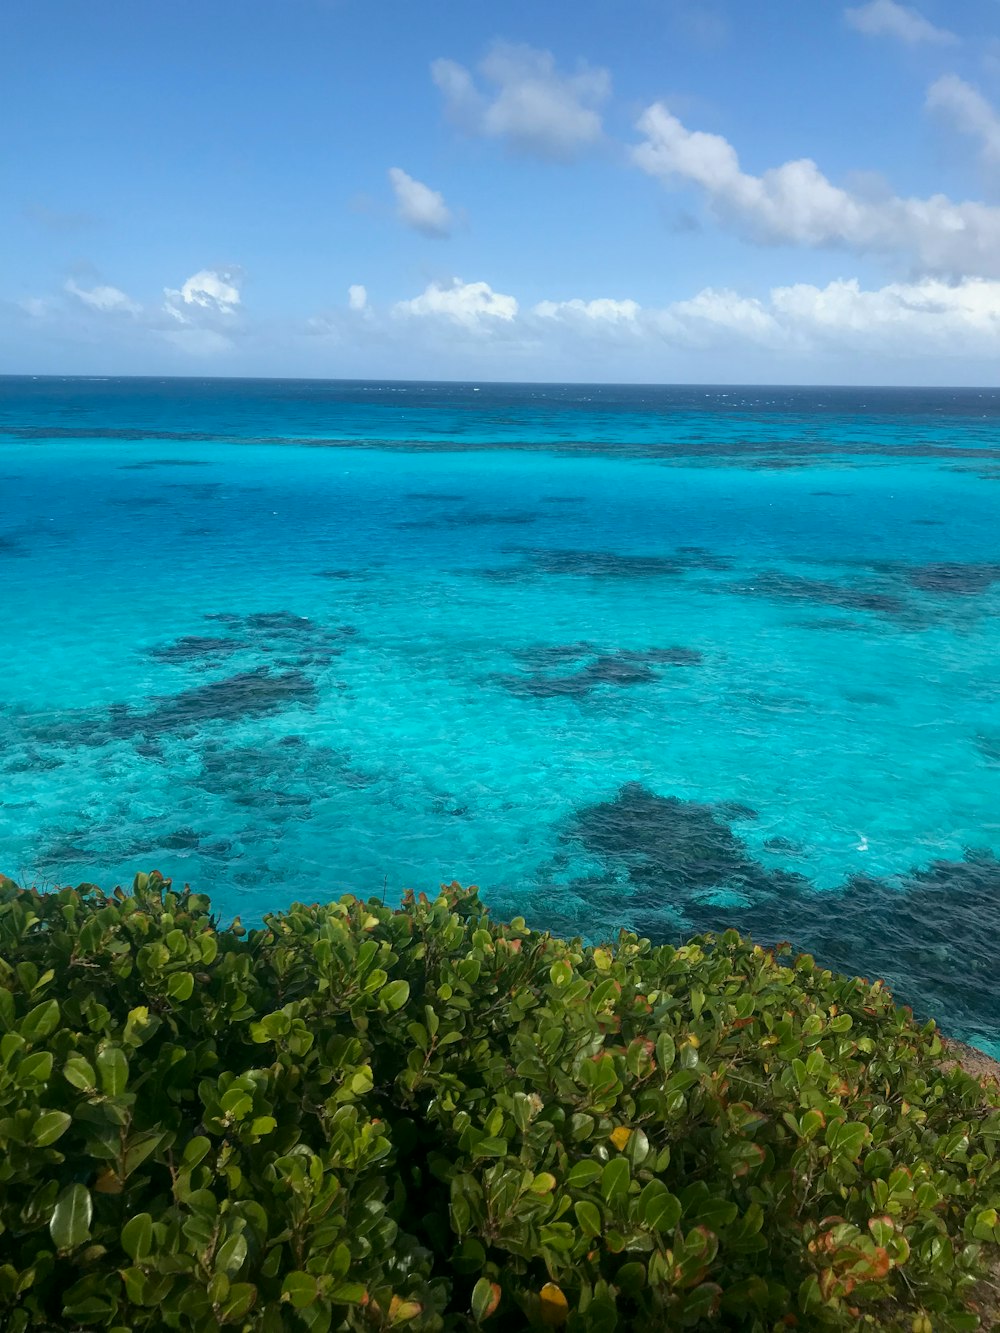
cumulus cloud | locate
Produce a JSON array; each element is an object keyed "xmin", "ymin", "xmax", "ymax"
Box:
[
  {"xmin": 393, "ymin": 278, "xmax": 518, "ymax": 328},
  {"xmin": 534, "ymin": 297, "xmax": 643, "ymax": 325},
  {"xmin": 384, "ymin": 271, "xmax": 1000, "ymax": 359},
  {"xmin": 65, "ymin": 278, "xmax": 141, "ymax": 314},
  {"xmin": 164, "ymin": 268, "xmax": 241, "ymax": 321},
  {"xmin": 631, "ymin": 102, "xmax": 1000, "ymax": 275},
  {"xmin": 388, "ymin": 168, "xmax": 453, "ymax": 237},
  {"xmin": 348, "ymin": 284, "xmax": 369, "ymax": 312},
  {"xmin": 432, "ymin": 42, "xmax": 609, "ymax": 160},
  {"xmin": 770, "ymin": 275, "xmax": 1000, "ymax": 348},
  {"xmin": 844, "ymin": 0, "xmax": 957, "ymax": 45},
  {"xmin": 527, "ymin": 276, "xmax": 1000, "ymax": 356},
  {"xmin": 928, "ymin": 75, "xmax": 1000, "ymax": 173}
]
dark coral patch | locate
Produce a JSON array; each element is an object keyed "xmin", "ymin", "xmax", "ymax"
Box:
[
  {"xmin": 503, "ymin": 547, "xmax": 731, "ymax": 580},
  {"xmin": 564, "ymin": 783, "xmax": 796, "ymax": 904},
  {"xmin": 139, "ymin": 669, "xmax": 319, "ymax": 734},
  {"xmin": 499, "ymin": 645, "xmax": 703, "ymax": 700},
  {"xmin": 560, "ymin": 781, "xmax": 1000, "ymax": 1045},
  {"xmin": 17, "ymin": 669, "xmax": 319, "ymax": 751},
  {"xmin": 162, "ymin": 482, "xmax": 226, "ymax": 499},
  {"xmin": 686, "ymin": 851, "xmax": 1000, "ymax": 1049},
  {"xmin": 205, "ymin": 611, "xmax": 355, "ymax": 656},
  {"xmin": 792, "ymin": 618, "xmax": 870, "ymax": 632},
  {"xmin": 148, "ymin": 636, "xmax": 245, "ymax": 664},
  {"xmin": 902, "ymin": 562, "xmax": 1000, "ymax": 595},
  {"xmin": 763, "ymin": 835, "xmax": 805, "ymax": 855},
  {"xmin": 733, "ymin": 571, "xmax": 908, "ymax": 617},
  {"xmin": 117, "ymin": 459, "xmax": 213, "ymax": 470},
  {"xmin": 395, "ymin": 510, "xmax": 538, "ymax": 530},
  {"xmin": 512, "ymin": 643, "xmax": 599, "ymax": 670}
]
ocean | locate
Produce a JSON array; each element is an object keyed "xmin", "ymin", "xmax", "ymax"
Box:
[{"xmin": 1, "ymin": 376, "xmax": 998, "ymax": 1049}]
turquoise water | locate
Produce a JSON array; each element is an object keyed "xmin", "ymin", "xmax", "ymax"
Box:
[{"xmin": 2, "ymin": 377, "xmax": 999, "ymax": 1049}]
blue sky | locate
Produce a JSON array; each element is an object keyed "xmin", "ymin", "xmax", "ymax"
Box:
[{"xmin": 6, "ymin": 0, "xmax": 1000, "ymax": 382}]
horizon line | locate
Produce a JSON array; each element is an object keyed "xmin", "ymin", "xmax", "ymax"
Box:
[{"xmin": 2, "ymin": 373, "xmax": 1000, "ymax": 392}]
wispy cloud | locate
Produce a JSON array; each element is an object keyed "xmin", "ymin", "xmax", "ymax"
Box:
[
  {"xmin": 844, "ymin": 0, "xmax": 957, "ymax": 46},
  {"xmin": 388, "ymin": 168, "xmax": 453, "ymax": 237},
  {"xmin": 928, "ymin": 75, "xmax": 1000, "ymax": 174},
  {"xmin": 432, "ymin": 42, "xmax": 609, "ymax": 161},
  {"xmin": 65, "ymin": 278, "xmax": 140, "ymax": 314}
]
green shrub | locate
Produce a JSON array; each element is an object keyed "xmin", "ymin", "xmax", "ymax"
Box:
[{"xmin": 0, "ymin": 871, "xmax": 997, "ymax": 1332}]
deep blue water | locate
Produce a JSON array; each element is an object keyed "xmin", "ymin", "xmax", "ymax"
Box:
[{"xmin": 2, "ymin": 376, "xmax": 999, "ymax": 1049}]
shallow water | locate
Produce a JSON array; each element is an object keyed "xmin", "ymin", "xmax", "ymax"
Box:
[{"xmin": 2, "ymin": 377, "xmax": 999, "ymax": 1049}]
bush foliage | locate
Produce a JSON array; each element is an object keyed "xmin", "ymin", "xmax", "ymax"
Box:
[{"xmin": 0, "ymin": 872, "xmax": 997, "ymax": 1332}]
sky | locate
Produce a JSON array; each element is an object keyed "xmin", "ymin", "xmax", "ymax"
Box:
[{"xmin": 6, "ymin": 0, "xmax": 1000, "ymax": 383}]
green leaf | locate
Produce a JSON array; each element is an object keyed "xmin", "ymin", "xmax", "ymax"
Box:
[
  {"xmin": 601, "ymin": 1157, "xmax": 630, "ymax": 1205},
  {"xmin": 17, "ymin": 1051, "xmax": 53, "ymax": 1085},
  {"xmin": 656, "ymin": 1033, "xmax": 676, "ymax": 1070},
  {"xmin": 471, "ymin": 1278, "xmax": 501, "ymax": 1323},
  {"xmin": 96, "ymin": 1046, "xmax": 129, "ymax": 1097},
  {"xmin": 183, "ymin": 1135, "xmax": 212, "ymax": 1167},
  {"xmin": 566, "ymin": 1160, "xmax": 603, "ymax": 1188},
  {"xmin": 864, "ymin": 1147, "xmax": 894, "ymax": 1179},
  {"xmin": 329, "ymin": 1282, "xmax": 366, "ymax": 1304},
  {"xmin": 32, "ymin": 1110, "xmax": 72, "ymax": 1147},
  {"xmin": 216, "ymin": 1233, "xmax": 248, "ymax": 1276},
  {"xmin": 50, "ymin": 1184, "xmax": 92, "ymax": 1251},
  {"xmin": 218, "ymin": 1283, "xmax": 256, "ymax": 1323},
  {"xmin": 166, "ymin": 971, "xmax": 194, "ymax": 1002},
  {"xmin": 63, "ymin": 1054, "xmax": 97, "ymax": 1091},
  {"xmin": 574, "ymin": 1199, "xmax": 602, "ymax": 1238},
  {"xmin": 282, "ymin": 1272, "xmax": 318, "ymax": 1309},
  {"xmin": 121, "ymin": 1213, "xmax": 153, "ymax": 1262},
  {"xmin": 380, "ymin": 980, "xmax": 410, "ymax": 1012},
  {"xmin": 638, "ymin": 1180, "xmax": 682, "ymax": 1232},
  {"xmin": 20, "ymin": 999, "xmax": 60, "ymax": 1043}
]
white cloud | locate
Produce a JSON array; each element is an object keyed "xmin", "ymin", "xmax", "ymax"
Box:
[
  {"xmin": 631, "ymin": 102, "xmax": 1000, "ymax": 275},
  {"xmin": 667, "ymin": 288, "xmax": 781, "ymax": 342},
  {"xmin": 164, "ymin": 268, "xmax": 241, "ymax": 321},
  {"xmin": 388, "ymin": 168, "xmax": 453, "ymax": 237},
  {"xmin": 393, "ymin": 278, "xmax": 518, "ymax": 328},
  {"xmin": 520, "ymin": 273, "xmax": 1000, "ymax": 356},
  {"xmin": 351, "ymin": 271, "xmax": 1000, "ymax": 361},
  {"xmin": 65, "ymin": 278, "xmax": 141, "ymax": 314},
  {"xmin": 527, "ymin": 275, "xmax": 1000, "ymax": 357},
  {"xmin": 534, "ymin": 297, "xmax": 643, "ymax": 325},
  {"xmin": 770, "ymin": 275, "xmax": 1000, "ymax": 349},
  {"xmin": 348, "ymin": 284, "xmax": 369, "ymax": 312},
  {"xmin": 844, "ymin": 0, "xmax": 957, "ymax": 45},
  {"xmin": 928, "ymin": 75, "xmax": 1000, "ymax": 172},
  {"xmin": 432, "ymin": 42, "xmax": 609, "ymax": 160}
]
